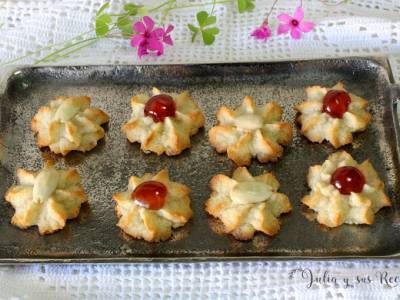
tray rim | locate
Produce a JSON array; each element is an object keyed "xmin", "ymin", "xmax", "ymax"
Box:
[
  {"xmin": 0, "ymin": 56, "xmax": 394, "ymax": 93},
  {"xmin": 2, "ymin": 253, "xmax": 400, "ymax": 264},
  {"xmin": 1, "ymin": 57, "xmax": 400, "ymax": 264}
]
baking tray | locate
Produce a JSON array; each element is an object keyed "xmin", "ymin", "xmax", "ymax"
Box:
[{"xmin": 1, "ymin": 58, "xmax": 400, "ymax": 263}]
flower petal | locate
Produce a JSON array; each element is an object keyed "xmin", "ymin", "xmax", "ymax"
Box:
[
  {"xmin": 151, "ymin": 28, "xmax": 165, "ymax": 39},
  {"xmin": 277, "ymin": 24, "xmax": 291, "ymax": 35},
  {"xmin": 143, "ymin": 16, "xmax": 155, "ymax": 31},
  {"xmin": 133, "ymin": 21, "xmax": 146, "ymax": 34},
  {"xmin": 165, "ymin": 24, "xmax": 174, "ymax": 34},
  {"xmin": 131, "ymin": 34, "xmax": 145, "ymax": 47},
  {"xmin": 277, "ymin": 13, "xmax": 292, "ymax": 23},
  {"xmin": 290, "ymin": 27, "xmax": 302, "ymax": 39},
  {"xmin": 264, "ymin": 26, "xmax": 272, "ymax": 36},
  {"xmin": 137, "ymin": 45, "xmax": 148, "ymax": 58},
  {"xmin": 163, "ymin": 35, "xmax": 173, "ymax": 45},
  {"xmin": 251, "ymin": 26, "xmax": 272, "ymax": 41},
  {"xmin": 147, "ymin": 38, "xmax": 164, "ymax": 54},
  {"xmin": 294, "ymin": 6, "xmax": 304, "ymax": 21},
  {"xmin": 299, "ymin": 21, "xmax": 315, "ymax": 32},
  {"xmin": 251, "ymin": 28, "xmax": 263, "ymax": 39}
]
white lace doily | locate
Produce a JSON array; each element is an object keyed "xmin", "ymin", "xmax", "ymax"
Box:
[
  {"xmin": 0, "ymin": 0, "xmax": 400, "ymax": 299},
  {"xmin": 0, "ymin": 0, "xmax": 399, "ymax": 78}
]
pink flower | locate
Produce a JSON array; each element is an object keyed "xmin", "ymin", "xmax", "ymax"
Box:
[
  {"xmin": 162, "ymin": 25, "xmax": 174, "ymax": 46},
  {"xmin": 251, "ymin": 23, "xmax": 272, "ymax": 41},
  {"xmin": 131, "ymin": 16, "xmax": 174, "ymax": 58},
  {"xmin": 277, "ymin": 6, "xmax": 314, "ymax": 40}
]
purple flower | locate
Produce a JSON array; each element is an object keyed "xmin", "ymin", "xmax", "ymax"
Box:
[
  {"xmin": 277, "ymin": 6, "xmax": 314, "ymax": 40},
  {"xmin": 131, "ymin": 16, "xmax": 174, "ymax": 58},
  {"xmin": 251, "ymin": 23, "xmax": 272, "ymax": 41}
]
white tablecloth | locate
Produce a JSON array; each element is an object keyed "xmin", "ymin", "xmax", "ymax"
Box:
[{"xmin": 0, "ymin": 0, "xmax": 400, "ymax": 299}]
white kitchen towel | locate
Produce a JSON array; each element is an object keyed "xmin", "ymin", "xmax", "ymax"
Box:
[{"xmin": 2, "ymin": 261, "xmax": 400, "ymax": 299}]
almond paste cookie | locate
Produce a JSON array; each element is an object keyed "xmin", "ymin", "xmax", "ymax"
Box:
[
  {"xmin": 296, "ymin": 82, "xmax": 371, "ymax": 148},
  {"xmin": 302, "ymin": 151, "xmax": 391, "ymax": 227},
  {"xmin": 206, "ymin": 167, "xmax": 291, "ymax": 240},
  {"xmin": 209, "ymin": 96, "xmax": 292, "ymax": 166},
  {"xmin": 113, "ymin": 170, "xmax": 193, "ymax": 242}
]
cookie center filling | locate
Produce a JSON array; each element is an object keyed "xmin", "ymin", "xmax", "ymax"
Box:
[
  {"xmin": 54, "ymin": 100, "xmax": 80, "ymax": 122},
  {"xmin": 144, "ymin": 94, "xmax": 176, "ymax": 123},
  {"xmin": 131, "ymin": 181, "xmax": 167, "ymax": 210},
  {"xmin": 230, "ymin": 181, "xmax": 272, "ymax": 204},
  {"xmin": 33, "ymin": 168, "xmax": 59, "ymax": 203},
  {"xmin": 235, "ymin": 114, "xmax": 263, "ymax": 131},
  {"xmin": 322, "ymin": 90, "xmax": 351, "ymax": 119},
  {"xmin": 330, "ymin": 166, "xmax": 365, "ymax": 195}
]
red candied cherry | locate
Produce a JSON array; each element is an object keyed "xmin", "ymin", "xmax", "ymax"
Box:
[
  {"xmin": 144, "ymin": 94, "xmax": 176, "ymax": 122},
  {"xmin": 322, "ymin": 90, "xmax": 351, "ymax": 119},
  {"xmin": 131, "ymin": 181, "xmax": 167, "ymax": 210},
  {"xmin": 330, "ymin": 166, "xmax": 365, "ymax": 195}
]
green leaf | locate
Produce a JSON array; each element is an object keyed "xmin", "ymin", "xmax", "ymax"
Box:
[
  {"xmin": 190, "ymin": 11, "xmax": 220, "ymax": 45},
  {"xmin": 96, "ymin": 14, "xmax": 111, "ymax": 25},
  {"xmin": 188, "ymin": 24, "xmax": 199, "ymax": 42},
  {"xmin": 202, "ymin": 27, "xmax": 220, "ymax": 45},
  {"xmin": 188, "ymin": 7, "xmax": 223, "ymax": 46},
  {"xmin": 124, "ymin": 3, "xmax": 138, "ymax": 16},
  {"xmin": 96, "ymin": 2, "xmax": 110, "ymax": 16},
  {"xmin": 117, "ymin": 16, "xmax": 131, "ymax": 27},
  {"xmin": 96, "ymin": 2, "xmax": 111, "ymax": 37},
  {"xmin": 196, "ymin": 11, "xmax": 209, "ymax": 27},
  {"xmin": 237, "ymin": 0, "xmax": 255, "ymax": 13},
  {"xmin": 117, "ymin": 16, "xmax": 133, "ymax": 37},
  {"xmin": 203, "ymin": 15, "xmax": 216, "ymax": 26},
  {"xmin": 191, "ymin": 33, "xmax": 198, "ymax": 43},
  {"xmin": 95, "ymin": 14, "xmax": 111, "ymax": 37},
  {"xmin": 202, "ymin": 31, "xmax": 215, "ymax": 45},
  {"xmin": 188, "ymin": 24, "xmax": 199, "ymax": 33},
  {"xmin": 196, "ymin": 11, "xmax": 216, "ymax": 27},
  {"xmin": 203, "ymin": 27, "xmax": 220, "ymax": 35}
]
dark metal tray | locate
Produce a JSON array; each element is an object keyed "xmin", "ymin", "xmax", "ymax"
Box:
[{"xmin": 1, "ymin": 58, "xmax": 400, "ymax": 263}]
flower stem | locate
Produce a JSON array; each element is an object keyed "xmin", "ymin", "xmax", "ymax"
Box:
[
  {"xmin": 160, "ymin": 0, "xmax": 177, "ymax": 25},
  {"xmin": 264, "ymin": 0, "xmax": 279, "ymax": 24},
  {"xmin": 319, "ymin": 0, "xmax": 350, "ymax": 6},
  {"xmin": 149, "ymin": 0, "xmax": 175, "ymax": 12},
  {"xmin": 0, "ymin": 29, "xmax": 94, "ymax": 65},
  {"xmin": 170, "ymin": 0, "xmax": 235, "ymax": 10},
  {"xmin": 34, "ymin": 37, "xmax": 97, "ymax": 65},
  {"xmin": 49, "ymin": 39, "xmax": 99, "ymax": 61},
  {"xmin": 210, "ymin": 0, "xmax": 217, "ymax": 15}
]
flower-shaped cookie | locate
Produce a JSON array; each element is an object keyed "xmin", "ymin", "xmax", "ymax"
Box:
[
  {"xmin": 302, "ymin": 151, "xmax": 391, "ymax": 227},
  {"xmin": 32, "ymin": 96, "xmax": 109, "ymax": 155},
  {"xmin": 296, "ymin": 82, "xmax": 371, "ymax": 148},
  {"xmin": 209, "ymin": 96, "xmax": 293, "ymax": 166},
  {"xmin": 206, "ymin": 167, "xmax": 292, "ymax": 240},
  {"xmin": 5, "ymin": 163, "xmax": 88, "ymax": 234},
  {"xmin": 113, "ymin": 170, "xmax": 193, "ymax": 242},
  {"xmin": 122, "ymin": 88, "xmax": 205, "ymax": 156}
]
